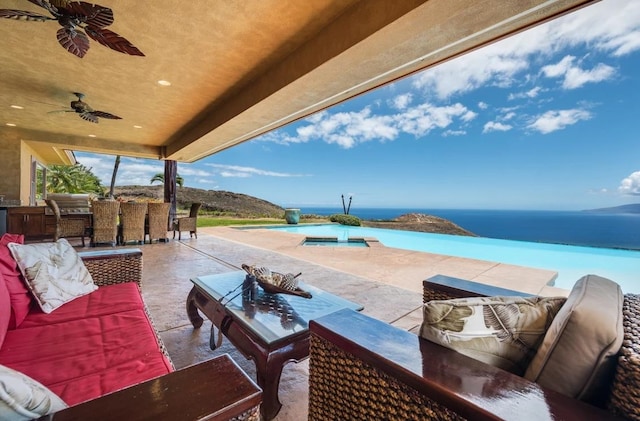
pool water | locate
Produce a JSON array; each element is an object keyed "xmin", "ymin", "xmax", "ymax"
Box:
[
  {"xmin": 302, "ymin": 237, "xmax": 368, "ymax": 247},
  {"xmin": 266, "ymin": 224, "xmax": 640, "ymax": 293}
]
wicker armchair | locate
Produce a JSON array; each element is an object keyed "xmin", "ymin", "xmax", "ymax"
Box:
[
  {"xmin": 119, "ymin": 201, "xmax": 148, "ymax": 245},
  {"xmin": 146, "ymin": 202, "xmax": 171, "ymax": 243},
  {"xmin": 45, "ymin": 199, "xmax": 87, "ymax": 246},
  {"xmin": 173, "ymin": 202, "xmax": 201, "ymax": 240},
  {"xmin": 309, "ymin": 275, "xmax": 638, "ymax": 420},
  {"xmin": 90, "ymin": 200, "xmax": 120, "ymax": 246}
]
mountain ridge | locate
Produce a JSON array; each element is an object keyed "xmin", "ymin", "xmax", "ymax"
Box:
[{"xmin": 584, "ymin": 203, "xmax": 640, "ymax": 214}]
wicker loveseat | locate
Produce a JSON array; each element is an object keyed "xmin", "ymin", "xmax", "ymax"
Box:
[
  {"xmin": 309, "ymin": 275, "xmax": 638, "ymax": 420},
  {"xmin": 0, "ymin": 235, "xmax": 261, "ymax": 420}
]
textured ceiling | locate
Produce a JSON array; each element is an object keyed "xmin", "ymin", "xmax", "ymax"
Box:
[{"xmin": 0, "ymin": 0, "xmax": 596, "ymax": 164}]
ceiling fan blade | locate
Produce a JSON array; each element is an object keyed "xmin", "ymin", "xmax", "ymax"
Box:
[
  {"xmin": 47, "ymin": 109, "xmax": 74, "ymax": 114},
  {"xmin": 79, "ymin": 112, "xmax": 99, "ymax": 123},
  {"xmin": 56, "ymin": 27, "xmax": 90, "ymax": 58},
  {"xmin": 85, "ymin": 26, "xmax": 144, "ymax": 56},
  {"xmin": 27, "ymin": 0, "xmax": 59, "ymax": 14},
  {"xmin": 92, "ymin": 110, "xmax": 122, "ymax": 120},
  {"xmin": 64, "ymin": 1, "xmax": 113, "ymax": 28},
  {"xmin": 0, "ymin": 9, "xmax": 52, "ymax": 21}
]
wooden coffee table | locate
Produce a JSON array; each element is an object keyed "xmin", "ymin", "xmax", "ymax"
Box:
[{"xmin": 186, "ymin": 271, "xmax": 362, "ymax": 421}]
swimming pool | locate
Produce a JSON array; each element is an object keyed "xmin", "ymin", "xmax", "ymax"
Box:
[{"xmin": 266, "ymin": 224, "xmax": 640, "ymax": 293}]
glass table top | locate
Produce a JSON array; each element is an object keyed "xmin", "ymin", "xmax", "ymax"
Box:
[{"xmin": 192, "ymin": 271, "xmax": 363, "ymax": 345}]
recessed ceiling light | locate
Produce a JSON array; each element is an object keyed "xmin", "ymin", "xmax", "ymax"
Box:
[
  {"xmin": 88, "ymin": 134, "xmax": 96, "ymax": 138},
  {"xmin": 133, "ymin": 125, "xmax": 142, "ymax": 129},
  {"xmin": 10, "ymin": 105, "xmax": 24, "ymax": 109},
  {"xmin": 157, "ymin": 80, "xmax": 171, "ymax": 86},
  {"xmin": 6, "ymin": 123, "xmax": 16, "ymax": 127}
]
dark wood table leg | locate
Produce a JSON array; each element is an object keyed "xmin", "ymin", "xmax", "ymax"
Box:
[
  {"xmin": 186, "ymin": 286, "xmax": 203, "ymax": 328},
  {"xmin": 253, "ymin": 348, "xmax": 307, "ymax": 421}
]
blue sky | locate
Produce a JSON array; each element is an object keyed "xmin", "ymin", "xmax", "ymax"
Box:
[{"xmin": 77, "ymin": 0, "xmax": 640, "ymax": 211}]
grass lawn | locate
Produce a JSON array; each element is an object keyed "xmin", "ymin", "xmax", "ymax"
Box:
[{"xmin": 197, "ymin": 216, "xmax": 330, "ymax": 227}]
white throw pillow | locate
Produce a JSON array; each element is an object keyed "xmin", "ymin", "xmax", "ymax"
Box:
[
  {"xmin": 0, "ymin": 364, "xmax": 67, "ymax": 420},
  {"xmin": 7, "ymin": 239, "xmax": 97, "ymax": 313}
]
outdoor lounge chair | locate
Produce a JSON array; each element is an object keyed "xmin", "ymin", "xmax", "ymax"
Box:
[
  {"xmin": 146, "ymin": 202, "xmax": 171, "ymax": 243},
  {"xmin": 173, "ymin": 202, "xmax": 201, "ymax": 240},
  {"xmin": 119, "ymin": 201, "xmax": 148, "ymax": 245},
  {"xmin": 45, "ymin": 199, "xmax": 87, "ymax": 246},
  {"xmin": 309, "ymin": 275, "xmax": 639, "ymax": 420},
  {"xmin": 91, "ymin": 200, "xmax": 120, "ymax": 246}
]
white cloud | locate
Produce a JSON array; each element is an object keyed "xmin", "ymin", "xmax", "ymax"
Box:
[
  {"xmin": 261, "ymin": 101, "xmax": 475, "ymax": 148},
  {"xmin": 502, "ymin": 112, "xmax": 516, "ymax": 121},
  {"xmin": 483, "ymin": 121, "xmax": 512, "ymax": 133},
  {"xmin": 206, "ymin": 164, "xmax": 305, "ymax": 178},
  {"xmin": 508, "ymin": 86, "xmax": 542, "ymax": 100},
  {"xmin": 619, "ymin": 171, "xmax": 640, "ymax": 195},
  {"xmin": 541, "ymin": 55, "xmax": 616, "ymax": 89},
  {"xmin": 390, "ymin": 93, "xmax": 413, "ymax": 110},
  {"xmin": 442, "ymin": 130, "xmax": 466, "ymax": 137},
  {"xmin": 478, "ymin": 102, "xmax": 489, "ymax": 110},
  {"xmin": 527, "ymin": 109, "xmax": 592, "ymax": 134},
  {"xmin": 409, "ymin": 0, "xmax": 639, "ymax": 100}
]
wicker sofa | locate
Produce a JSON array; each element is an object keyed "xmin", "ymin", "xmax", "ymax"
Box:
[
  {"xmin": 0, "ymin": 235, "xmax": 261, "ymax": 420},
  {"xmin": 309, "ymin": 275, "xmax": 638, "ymax": 420}
]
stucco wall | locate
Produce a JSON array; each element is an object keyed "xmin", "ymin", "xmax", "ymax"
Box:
[
  {"xmin": 0, "ymin": 134, "xmax": 48, "ymax": 205},
  {"xmin": 0, "ymin": 135, "xmax": 22, "ymax": 203}
]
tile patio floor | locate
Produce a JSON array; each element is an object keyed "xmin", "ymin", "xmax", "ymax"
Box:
[{"xmin": 91, "ymin": 227, "xmax": 569, "ymax": 420}]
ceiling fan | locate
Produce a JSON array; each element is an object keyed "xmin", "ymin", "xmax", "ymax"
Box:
[
  {"xmin": 50, "ymin": 92, "xmax": 122, "ymax": 123},
  {"xmin": 0, "ymin": 0, "xmax": 143, "ymax": 58}
]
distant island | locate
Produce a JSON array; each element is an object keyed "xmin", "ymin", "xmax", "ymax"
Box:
[{"xmin": 584, "ymin": 203, "xmax": 640, "ymax": 214}]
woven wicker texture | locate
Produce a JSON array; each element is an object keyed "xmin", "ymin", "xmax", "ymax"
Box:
[
  {"xmin": 45, "ymin": 199, "xmax": 87, "ymax": 246},
  {"xmin": 423, "ymin": 287, "xmax": 461, "ymax": 303},
  {"xmin": 146, "ymin": 202, "xmax": 170, "ymax": 243},
  {"xmin": 309, "ymin": 334, "xmax": 465, "ymax": 421},
  {"xmin": 82, "ymin": 253, "xmax": 143, "ymax": 288},
  {"xmin": 91, "ymin": 200, "xmax": 120, "ymax": 245},
  {"xmin": 229, "ymin": 406, "xmax": 260, "ymax": 421},
  {"xmin": 608, "ymin": 293, "xmax": 640, "ymax": 420},
  {"xmin": 173, "ymin": 202, "xmax": 201, "ymax": 240},
  {"xmin": 120, "ymin": 202, "xmax": 148, "ymax": 244}
]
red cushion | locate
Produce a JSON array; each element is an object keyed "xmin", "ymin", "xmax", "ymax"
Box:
[
  {"xmin": 0, "ymin": 234, "xmax": 32, "ymax": 328},
  {"xmin": 0, "ymin": 272, "xmax": 10, "ymax": 348},
  {"xmin": 19, "ymin": 283, "xmax": 144, "ymax": 328},
  {"xmin": 0, "ymin": 308, "xmax": 173, "ymax": 405}
]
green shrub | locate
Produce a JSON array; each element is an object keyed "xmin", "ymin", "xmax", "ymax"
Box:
[{"xmin": 329, "ymin": 214, "xmax": 361, "ymax": 226}]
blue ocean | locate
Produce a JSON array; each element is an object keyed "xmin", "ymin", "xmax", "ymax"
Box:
[{"xmin": 296, "ymin": 207, "xmax": 640, "ymax": 250}]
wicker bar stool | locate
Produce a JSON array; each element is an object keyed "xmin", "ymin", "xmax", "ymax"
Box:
[
  {"xmin": 146, "ymin": 202, "xmax": 170, "ymax": 243},
  {"xmin": 45, "ymin": 199, "xmax": 87, "ymax": 246},
  {"xmin": 119, "ymin": 202, "xmax": 148, "ymax": 245},
  {"xmin": 91, "ymin": 200, "xmax": 120, "ymax": 246}
]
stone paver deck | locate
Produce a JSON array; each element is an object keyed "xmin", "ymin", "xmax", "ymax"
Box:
[{"xmin": 92, "ymin": 227, "xmax": 569, "ymax": 420}]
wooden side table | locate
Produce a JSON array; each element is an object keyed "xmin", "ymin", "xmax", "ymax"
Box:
[{"xmin": 49, "ymin": 354, "xmax": 262, "ymax": 421}]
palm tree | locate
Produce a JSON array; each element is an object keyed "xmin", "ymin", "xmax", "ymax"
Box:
[
  {"xmin": 150, "ymin": 173, "xmax": 184, "ymax": 187},
  {"xmin": 47, "ymin": 164, "xmax": 103, "ymax": 194}
]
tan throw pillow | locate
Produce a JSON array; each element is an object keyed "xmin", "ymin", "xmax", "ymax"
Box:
[
  {"xmin": 7, "ymin": 239, "xmax": 97, "ymax": 314},
  {"xmin": 0, "ymin": 364, "xmax": 67, "ymax": 419},
  {"xmin": 420, "ymin": 295, "xmax": 565, "ymax": 375},
  {"xmin": 524, "ymin": 275, "xmax": 623, "ymax": 406}
]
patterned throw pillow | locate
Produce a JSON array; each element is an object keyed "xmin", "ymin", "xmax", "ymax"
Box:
[
  {"xmin": 0, "ymin": 364, "xmax": 67, "ymax": 419},
  {"xmin": 7, "ymin": 239, "xmax": 97, "ymax": 314},
  {"xmin": 420, "ymin": 295, "xmax": 566, "ymax": 375}
]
